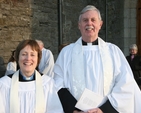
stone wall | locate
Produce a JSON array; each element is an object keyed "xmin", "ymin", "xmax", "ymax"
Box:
[
  {"xmin": 106, "ymin": 0, "xmax": 124, "ymax": 49},
  {"xmin": 0, "ymin": 0, "xmax": 124, "ymax": 77},
  {"xmin": 0, "ymin": 0, "xmax": 58, "ymax": 62},
  {"xmin": 61, "ymin": 0, "xmax": 124, "ymax": 49}
]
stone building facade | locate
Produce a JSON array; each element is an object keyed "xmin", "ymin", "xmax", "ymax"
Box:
[{"xmin": 0, "ymin": 0, "xmax": 138, "ymax": 77}]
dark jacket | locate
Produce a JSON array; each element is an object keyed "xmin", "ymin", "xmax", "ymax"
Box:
[{"xmin": 126, "ymin": 54, "xmax": 141, "ymax": 85}]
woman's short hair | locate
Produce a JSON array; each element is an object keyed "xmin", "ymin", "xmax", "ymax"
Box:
[{"xmin": 15, "ymin": 40, "xmax": 42, "ymax": 68}]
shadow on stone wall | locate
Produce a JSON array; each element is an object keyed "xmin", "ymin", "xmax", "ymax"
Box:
[{"xmin": 0, "ymin": 56, "xmax": 6, "ymax": 78}]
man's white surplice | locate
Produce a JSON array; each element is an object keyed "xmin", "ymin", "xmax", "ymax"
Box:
[
  {"xmin": 38, "ymin": 48, "xmax": 54, "ymax": 77},
  {"xmin": 0, "ymin": 72, "xmax": 64, "ymax": 113},
  {"xmin": 54, "ymin": 37, "xmax": 141, "ymax": 113}
]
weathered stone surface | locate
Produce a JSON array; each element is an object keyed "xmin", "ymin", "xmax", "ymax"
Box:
[{"xmin": 0, "ymin": 0, "xmax": 124, "ymax": 71}]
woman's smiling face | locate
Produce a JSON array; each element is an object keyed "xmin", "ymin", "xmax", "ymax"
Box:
[{"xmin": 18, "ymin": 45, "xmax": 38, "ymax": 77}]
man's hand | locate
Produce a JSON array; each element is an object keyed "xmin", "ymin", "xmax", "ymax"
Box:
[
  {"xmin": 88, "ymin": 108, "xmax": 103, "ymax": 113},
  {"xmin": 73, "ymin": 108, "xmax": 103, "ymax": 113},
  {"xmin": 73, "ymin": 110, "xmax": 87, "ymax": 113}
]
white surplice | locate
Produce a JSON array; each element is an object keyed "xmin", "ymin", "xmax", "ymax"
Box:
[
  {"xmin": 38, "ymin": 48, "xmax": 54, "ymax": 77},
  {"xmin": 5, "ymin": 61, "xmax": 17, "ymax": 75},
  {"xmin": 0, "ymin": 72, "xmax": 64, "ymax": 113},
  {"xmin": 54, "ymin": 37, "xmax": 141, "ymax": 113}
]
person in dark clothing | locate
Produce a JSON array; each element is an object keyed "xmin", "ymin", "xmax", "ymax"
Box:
[{"xmin": 126, "ymin": 44, "xmax": 141, "ymax": 87}]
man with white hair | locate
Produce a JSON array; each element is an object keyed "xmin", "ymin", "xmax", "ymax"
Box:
[
  {"xmin": 126, "ymin": 44, "xmax": 141, "ymax": 87},
  {"xmin": 54, "ymin": 5, "xmax": 141, "ymax": 113},
  {"xmin": 36, "ymin": 39, "xmax": 54, "ymax": 77}
]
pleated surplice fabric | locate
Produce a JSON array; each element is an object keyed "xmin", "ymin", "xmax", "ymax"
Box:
[{"xmin": 0, "ymin": 71, "xmax": 64, "ymax": 113}]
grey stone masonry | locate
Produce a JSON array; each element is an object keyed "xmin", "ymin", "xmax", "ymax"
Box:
[
  {"xmin": 0, "ymin": 0, "xmax": 134, "ymax": 77},
  {"xmin": 0, "ymin": 0, "xmax": 58, "ymax": 66}
]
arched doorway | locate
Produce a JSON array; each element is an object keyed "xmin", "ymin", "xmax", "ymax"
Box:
[{"xmin": 137, "ymin": 0, "xmax": 141, "ymax": 55}]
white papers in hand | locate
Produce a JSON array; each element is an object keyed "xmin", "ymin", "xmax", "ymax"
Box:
[{"xmin": 75, "ymin": 88, "xmax": 103, "ymax": 112}]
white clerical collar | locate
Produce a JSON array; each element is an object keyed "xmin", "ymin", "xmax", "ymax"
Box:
[
  {"xmin": 82, "ymin": 39, "xmax": 98, "ymax": 46},
  {"xmin": 87, "ymin": 43, "xmax": 93, "ymax": 46},
  {"xmin": 19, "ymin": 70, "xmax": 34, "ymax": 80}
]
